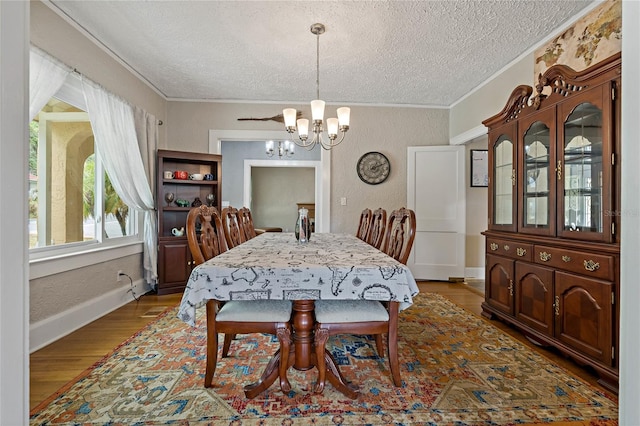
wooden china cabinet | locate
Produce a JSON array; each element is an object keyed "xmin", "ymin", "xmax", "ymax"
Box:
[
  {"xmin": 156, "ymin": 149, "xmax": 222, "ymax": 294},
  {"xmin": 481, "ymin": 53, "xmax": 621, "ymax": 393}
]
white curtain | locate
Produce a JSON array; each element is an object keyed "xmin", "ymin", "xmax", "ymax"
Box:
[
  {"xmin": 82, "ymin": 78, "xmax": 158, "ymax": 288},
  {"xmin": 29, "ymin": 46, "xmax": 71, "ymax": 120},
  {"xmin": 134, "ymin": 106, "xmax": 159, "ymax": 286}
]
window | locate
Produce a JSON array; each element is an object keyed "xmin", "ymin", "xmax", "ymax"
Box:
[{"xmin": 29, "ymin": 79, "xmax": 136, "ymax": 252}]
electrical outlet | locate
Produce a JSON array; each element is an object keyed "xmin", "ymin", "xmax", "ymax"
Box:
[{"xmin": 117, "ymin": 270, "xmax": 123, "ymax": 282}]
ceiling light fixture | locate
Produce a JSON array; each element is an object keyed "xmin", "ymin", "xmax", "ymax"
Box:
[
  {"xmin": 283, "ymin": 23, "xmax": 350, "ymax": 150},
  {"xmin": 265, "ymin": 140, "xmax": 294, "ymax": 159}
]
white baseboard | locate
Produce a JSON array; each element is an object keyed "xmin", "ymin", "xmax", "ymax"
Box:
[
  {"xmin": 29, "ymin": 279, "xmax": 151, "ymax": 353},
  {"xmin": 465, "ymin": 267, "xmax": 485, "ymax": 279}
]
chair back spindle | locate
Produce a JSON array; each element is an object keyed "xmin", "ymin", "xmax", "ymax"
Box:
[
  {"xmin": 186, "ymin": 205, "xmax": 228, "ymax": 265},
  {"xmin": 221, "ymin": 206, "xmax": 247, "ymax": 248},
  {"xmin": 367, "ymin": 208, "xmax": 387, "ymax": 249},
  {"xmin": 356, "ymin": 208, "xmax": 373, "ymax": 241},
  {"xmin": 238, "ymin": 207, "xmax": 257, "ymax": 240},
  {"xmin": 381, "ymin": 207, "xmax": 416, "ymax": 265}
]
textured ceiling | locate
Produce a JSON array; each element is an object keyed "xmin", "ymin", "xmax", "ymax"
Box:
[{"xmin": 48, "ymin": 0, "xmax": 595, "ymax": 107}]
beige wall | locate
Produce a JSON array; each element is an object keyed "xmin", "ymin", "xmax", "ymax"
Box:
[
  {"xmin": 449, "ymin": 53, "xmax": 534, "ymax": 138},
  {"xmin": 29, "ymin": 0, "xmax": 554, "ymax": 326},
  {"xmin": 30, "ymin": 2, "xmax": 166, "ymax": 324},
  {"xmin": 31, "ymin": 2, "xmax": 167, "ymax": 133},
  {"xmin": 252, "ymin": 167, "xmax": 315, "ymax": 232},
  {"xmin": 464, "ymin": 136, "xmax": 489, "ymax": 270},
  {"xmin": 167, "ymin": 101, "xmax": 450, "ymax": 234}
]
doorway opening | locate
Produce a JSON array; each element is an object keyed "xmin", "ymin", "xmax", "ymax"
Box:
[
  {"xmin": 210, "ymin": 130, "xmax": 330, "ymax": 232},
  {"xmin": 243, "ymin": 159, "xmax": 322, "ymax": 232}
]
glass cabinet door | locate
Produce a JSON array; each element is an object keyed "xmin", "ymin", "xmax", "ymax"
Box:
[
  {"xmin": 518, "ymin": 109, "xmax": 555, "ymax": 235},
  {"xmin": 558, "ymin": 85, "xmax": 612, "ymax": 242},
  {"xmin": 489, "ymin": 123, "xmax": 517, "ymax": 232}
]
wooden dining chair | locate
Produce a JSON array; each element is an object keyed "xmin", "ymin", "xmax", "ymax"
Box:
[
  {"xmin": 185, "ymin": 206, "xmax": 293, "ymax": 391},
  {"xmin": 366, "ymin": 208, "xmax": 387, "ymax": 249},
  {"xmin": 313, "ymin": 208, "xmax": 417, "ymax": 393},
  {"xmin": 356, "ymin": 208, "xmax": 373, "ymax": 241},
  {"xmin": 221, "ymin": 206, "xmax": 247, "ymax": 248},
  {"xmin": 381, "ymin": 207, "xmax": 417, "ymax": 265},
  {"xmin": 313, "ymin": 300, "xmax": 401, "ymax": 393},
  {"xmin": 238, "ymin": 207, "xmax": 257, "ymax": 240},
  {"xmin": 186, "ymin": 205, "xmax": 228, "ymax": 265}
]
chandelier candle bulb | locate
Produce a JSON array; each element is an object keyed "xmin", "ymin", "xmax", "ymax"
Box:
[
  {"xmin": 337, "ymin": 107, "xmax": 350, "ymax": 127},
  {"xmin": 327, "ymin": 117, "xmax": 339, "ymax": 137},
  {"xmin": 297, "ymin": 119, "xmax": 309, "ymax": 138},
  {"xmin": 311, "ymin": 100, "xmax": 325, "ymax": 121},
  {"xmin": 283, "ymin": 108, "xmax": 297, "ymax": 130}
]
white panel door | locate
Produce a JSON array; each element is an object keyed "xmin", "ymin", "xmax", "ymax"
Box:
[{"xmin": 407, "ymin": 146, "xmax": 465, "ymax": 280}]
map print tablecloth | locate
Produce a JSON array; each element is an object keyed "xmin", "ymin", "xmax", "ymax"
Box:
[{"xmin": 178, "ymin": 233, "xmax": 419, "ymax": 326}]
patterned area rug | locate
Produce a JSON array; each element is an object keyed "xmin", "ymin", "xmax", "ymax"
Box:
[{"xmin": 30, "ymin": 293, "xmax": 618, "ymax": 425}]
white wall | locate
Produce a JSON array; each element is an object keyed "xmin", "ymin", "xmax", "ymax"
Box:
[
  {"xmin": 0, "ymin": 1, "xmax": 29, "ymax": 423},
  {"xmin": 252, "ymin": 167, "xmax": 316, "ymax": 231},
  {"xmin": 619, "ymin": 1, "xmax": 640, "ymax": 422}
]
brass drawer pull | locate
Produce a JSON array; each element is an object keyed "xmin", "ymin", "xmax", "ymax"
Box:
[
  {"xmin": 504, "ymin": 245, "xmax": 510, "ymax": 251},
  {"xmin": 539, "ymin": 251, "xmax": 552, "ymax": 262},
  {"xmin": 516, "ymin": 247, "xmax": 527, "ymax": 257},
  {"xmin": 553, "ymin": 295, "xmax": 560, "ymax": 316},
  {"xmin": 508, "ymin": 280, "xmax": 514, "ymax": 296},
  {"xmin": 584, "ymin": 260, "xmax": 600, "ymax": 272},
  {"xmin": 562, "ymin": 255, "xmax": 571, "ymax": 262},
  {"xmin": 490, "ymin": 243, "xmax": 498, "ymax": 251}
]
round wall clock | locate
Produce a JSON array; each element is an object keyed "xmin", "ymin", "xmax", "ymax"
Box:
[{"xmin": 357, "ymin": 151, "xmax": 391, "ymax": 185}]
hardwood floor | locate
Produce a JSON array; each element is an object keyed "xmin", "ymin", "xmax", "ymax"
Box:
[{"xmin": 29, "ymin": 281, "xmax": 610, "ymax": 410}]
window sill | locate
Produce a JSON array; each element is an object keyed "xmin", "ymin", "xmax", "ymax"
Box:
[{"xmin": 29, "ymin": 239, "xmax": 144, "ymax": 280}]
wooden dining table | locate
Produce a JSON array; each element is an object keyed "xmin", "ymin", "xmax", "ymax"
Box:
[{"xmin": 177, "ymin": 232, "xmax": 419, "ymax": 398}]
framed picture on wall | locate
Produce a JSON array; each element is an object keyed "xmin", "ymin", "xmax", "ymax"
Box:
[{"xmin": 470, "ymin": 149, "xmax": 488, "ymax": 187}]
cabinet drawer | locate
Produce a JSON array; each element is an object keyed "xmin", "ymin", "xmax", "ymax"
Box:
[
  {"xmin": 486, "ymin": 238, "xmax": 533, "ymax": 261},
  {"xmin": 534, "ymin": 246, "xmax": 614, "ymax": 281}
]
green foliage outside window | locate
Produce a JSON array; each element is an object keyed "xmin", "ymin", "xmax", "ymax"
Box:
[{"xmin": 82, "ymin": 155, "xmax": 129, "ymax": 237}]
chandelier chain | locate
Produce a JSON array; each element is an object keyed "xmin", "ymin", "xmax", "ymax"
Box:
[{"xmin": 316, "ymin": 30, "xmax": 320, "ymax": 100}]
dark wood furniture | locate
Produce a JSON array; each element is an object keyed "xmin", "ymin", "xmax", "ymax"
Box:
[
  {"xmin": 313, "ymin": 207, "xmax": 416, "ymax": 394},
  {"xmin": 368, "ymin": 208, "xmax": 387, "ymax": 249},
  {"xmin": 156, "ymin": 149, "xmax": 222, "ymax": 295},
  {"xmin": 481, "ymin": 53, "xmax": 621, "ymax": 393},
  {"xmin": 381, "ymin": 207, "xmax": 417, "ymax": 265},
  {"xmin": 221, "ymin": 206, "xmax": 246, "ymax": 248},
  {"xmin": 186, "ymin": 205, "xmax": 227, "ymax": 265},
  {"xmin": 238, "ymin": 207, "xmax": 257, "ymax": 240},
  {"xmin": 356, "ymin": 208, "xmax": 373, "ymax": 241},
  {"xmin": 313, "ymin": 300, "xmax": 400, "ymax": 393},
  {"xmin": 178, "ymin": 233, "xmax": 419, "ymax": 399},
  {"xmin": 185, "ymin": 205, "xmax": 293, "ymax": 389}
]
